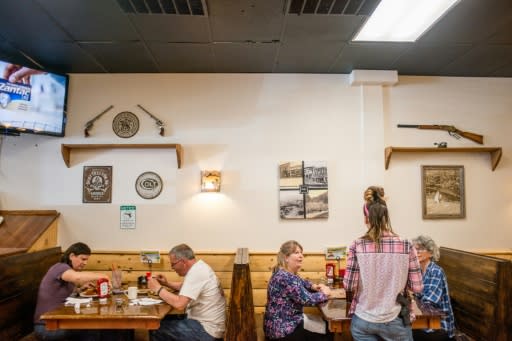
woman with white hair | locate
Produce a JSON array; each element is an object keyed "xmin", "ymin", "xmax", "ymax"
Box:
[{"xmin": 412, "ymin": 235, "xmax": 455, "ymax": 340}]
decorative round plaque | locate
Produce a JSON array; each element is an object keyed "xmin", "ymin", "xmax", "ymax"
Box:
[
  {"xmin": 135, "ymin": 171, "xmax": 163, "ymax": 199},
  {"xmin": 112, "ymin": 111, "xmax": 139, "ymax": 138}
]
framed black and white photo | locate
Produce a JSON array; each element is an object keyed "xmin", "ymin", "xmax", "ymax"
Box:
[
  {"xmin": 279, "ymin": 161, "xmax": 328, "ymax": 219},
  {"xmin": 422, "ymin": 165, "xmax": 465, "ymax": 219}
]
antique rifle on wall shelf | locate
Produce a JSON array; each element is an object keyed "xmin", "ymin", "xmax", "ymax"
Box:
[{"xmin": 397, "ymin": 124, "xmax": 483, "ymax": 144}]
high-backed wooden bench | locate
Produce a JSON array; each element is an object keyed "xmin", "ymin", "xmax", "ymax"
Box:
[
  {"xmin": 86, "ymin": 250, "xmax": 333, "ymax": 341},
  {"xmin": 438, "ymin": 247, "xmax": 512, "ymax": 341},
  {"xmin": 0, "ymin": 247, "xmax": 62, "ymax": 339}
]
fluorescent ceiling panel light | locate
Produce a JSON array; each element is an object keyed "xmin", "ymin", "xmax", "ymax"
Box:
[{"xmin": 353, "ymin": 0, "xmax": 460, "ymax": 42}]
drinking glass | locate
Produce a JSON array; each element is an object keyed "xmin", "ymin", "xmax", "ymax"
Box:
[{"xmin": 112, "ymin": 269, "xmax": 122, "ymax": 290}]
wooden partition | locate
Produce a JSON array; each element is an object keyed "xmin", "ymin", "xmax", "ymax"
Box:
[
  {"xmin": 0, "ymin": 247, "xmax": 62, "ymax": 339},
  {"xmin": 438, "ymin": 247, "xmax": 512, "ymax": 341},
  {"xmin": 226, "ymin": 248, "xmax": 257, "ymax": 341}
]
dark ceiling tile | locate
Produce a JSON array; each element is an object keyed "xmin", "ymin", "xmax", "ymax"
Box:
[
  {"xmin": 393, "ymin": 44, "xmax": 473, "ymax": 76},
  {"xmin": 80, "ymin": 42, "xmax": 158, "ymax": 72},
  {"xmin": 419, "ymin": 0, "xmax": 512, "ymax": 44},
  {"xmin": 21, "ymin": 41, "xmax": 106, "ymax": 73},
  {"xmin": 38, "ymin": 0, "xmax": 138, "ymax": 41},
  {"xmin": 212, "ymin": 42, "xmax": 278, "ymax": 72},
  {"xmin": 440, "ymin": 44, "xmax": 512, "ymax": 77},
  {"xmin": 282, "ymin": 14, "xmax": 365, "ymax": 42},
  {"xmin": 0, "ymin": 0, "xmax": 70, "ymax": 43},
  {"xmin": 0, "ymin": 39, "xmax": 34, "ymax": 66},
  {"xmin": 133, "ymin": 15, "xmax": 210, "ymax": 42},
  {"xmin": 148, "ymin": 42, "xmax": 214, "ymax": 72},
  {"xmin": 0, "ymin": 0, "xmax": 509, "ymax": 76},
  {"xmin": 331, "ymin": 43, "xmax": 409, "ymax": 73},
  {"xmin": 276, "ymin": 40, "xmax": 345, "ymax": 72},
  {"xmin": 208, "ymin": 0, "xmax": 285, "ymax": 41}
]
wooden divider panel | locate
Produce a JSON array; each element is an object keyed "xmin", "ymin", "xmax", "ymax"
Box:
[
  {"xmin": 438, "ymin": 247, "xmax": 511, "ymax": 341},
  {"xmin": 0, "ymin": 247, "xmax": 62, "ymax": 339},
  {"xmin": 226, "ymin": 248, "xmax": 257, "ymax": 341}
]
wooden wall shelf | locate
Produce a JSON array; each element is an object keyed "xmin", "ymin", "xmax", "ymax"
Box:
[
  {"xmin": 61, "ymin": 143, "xmax": 183, "ymax": 168},
  {"xmin": 385, "ymin": 146, "xmax": 502, "ymax": 171}
]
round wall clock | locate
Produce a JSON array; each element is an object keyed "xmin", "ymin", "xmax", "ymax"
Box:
[
  {"xmin": 135, "ymin": 171, "xmax": 163, "ymax": 199},
  {"xmin": 112, "ymin": 111, "xmax": 139, "ymax": 138}
]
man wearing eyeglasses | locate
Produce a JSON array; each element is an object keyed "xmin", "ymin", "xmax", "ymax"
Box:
[{"xmin": 148, "ymin": 243, "xmax": 225, "ymax": 341}]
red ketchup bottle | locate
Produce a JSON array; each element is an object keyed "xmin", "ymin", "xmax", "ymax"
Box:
[
  {"xmin": 97, "ymin": 278, "xmax": 109, "ymax": 304},
  {"xmin": 325, "ymin": 263, "xmax": 335, "ymax": 285}
]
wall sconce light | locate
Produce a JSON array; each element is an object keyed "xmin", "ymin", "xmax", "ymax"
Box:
[{"xmin": 201, "ymin": 170, "xmax": 221, "ymax": 192}]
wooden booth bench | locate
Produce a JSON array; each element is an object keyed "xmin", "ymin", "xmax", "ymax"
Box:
[
  {"xmin": 0, "ymin": 247, "xmax": 62, "ymax": 340},
  {"xmin": 87, "ymin": 249, "xmax": 335, "ymax": 341},
  {"xmin": 10, "ymin": 244, "xmax": 511, "ymax": 341},
  {"xmin": 0, "ymin": 210, "xmax": 61, "ymax": 340},
  {"xmin": 438, "ymin": 247, "xmax": 512, "ymax": 341}
]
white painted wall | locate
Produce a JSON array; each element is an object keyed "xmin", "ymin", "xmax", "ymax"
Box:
[{"xmin": 1, "ymin": 74, "xmax": 511, "ymax": 252}]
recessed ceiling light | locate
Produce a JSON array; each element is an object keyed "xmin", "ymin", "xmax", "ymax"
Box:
[{"xmin": 353, "ymin": 0, "xmax": 460, "ymax": 42}]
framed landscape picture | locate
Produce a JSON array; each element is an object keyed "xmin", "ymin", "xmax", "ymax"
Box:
[{"xmin": 421, "ymin": 165, "xmax": 465, "ymax": 219}]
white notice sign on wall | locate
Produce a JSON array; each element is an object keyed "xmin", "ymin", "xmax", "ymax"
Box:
[{"xmin": 120, "ymin": 205, "xmax": 136, "ymax": 229}]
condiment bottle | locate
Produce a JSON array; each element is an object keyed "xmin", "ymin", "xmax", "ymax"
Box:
[
  {"xmin": 97, "ymin": 278, "xmax": 109, "ymax": 304},
  {"xmin": 325, "ymin": 263, "xmax": 335, "ymax": 285}
]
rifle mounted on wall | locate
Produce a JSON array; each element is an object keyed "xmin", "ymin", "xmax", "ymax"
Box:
[{"xmin": 397, "ymin": 124, "xmax": 483, "ymax": 144}]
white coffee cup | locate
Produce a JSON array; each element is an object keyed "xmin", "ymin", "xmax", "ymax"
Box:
[{"xmin": 127, "ymin": 286, "xmax": 138, "ymax": 300}]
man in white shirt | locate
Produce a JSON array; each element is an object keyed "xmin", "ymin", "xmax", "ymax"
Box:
[{"xmin": 148, "ymin": 244, "xmax": 225, "ymax": 341}]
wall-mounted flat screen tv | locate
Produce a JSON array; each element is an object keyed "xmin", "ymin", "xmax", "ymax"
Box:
[{"xmin": 0, "ymin": 59, "xmax": 69, "ymax": 137}]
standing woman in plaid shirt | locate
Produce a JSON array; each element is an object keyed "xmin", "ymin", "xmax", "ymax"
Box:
[
  {"xmin": 412, "ymin": 235, "xmax": 455, "ymax": 340},
  {"xmin": 343, "ymin": 186, "xmax": 423, "ymax": 341}
]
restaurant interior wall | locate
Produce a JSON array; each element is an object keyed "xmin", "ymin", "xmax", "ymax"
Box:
[{"xmin": 0, "ymin": 73, "xmax": 510, "ymax": 252}]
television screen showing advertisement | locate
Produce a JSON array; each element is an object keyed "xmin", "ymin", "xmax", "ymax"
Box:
[{"xmin": 0, "ymin": 59, "xmax": 69, "ymax": 136}]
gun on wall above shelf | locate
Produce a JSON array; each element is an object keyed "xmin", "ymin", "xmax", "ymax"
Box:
[{"xmin": 397, "ymin": 124, "xmax": 483, "ymax": 144}]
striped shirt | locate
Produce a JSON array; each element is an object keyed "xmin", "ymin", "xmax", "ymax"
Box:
[
  {"xmin": 343, "ymin": 233, "xmax": 423, "ymax": 323},
  {"xmin": 417, "ymin": 261, "xmax": 455, "ymax": 337}
]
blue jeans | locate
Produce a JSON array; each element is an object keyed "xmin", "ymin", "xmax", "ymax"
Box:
[
  {"xmin": 350, "ymin": 314, "xmax": 413, "ymax": 341},
  {"xmin": 150, "ymin": 316, "xmax": 218, "ymax": 341}
]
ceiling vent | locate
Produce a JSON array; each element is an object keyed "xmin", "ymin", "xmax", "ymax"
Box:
[
  {"xmin": 116, "ymin": 0, "xmax": 208, "ymax": 16},
  {"xmin": 287, "ymin": 0, "xmax": 380, "ymax": 16}
]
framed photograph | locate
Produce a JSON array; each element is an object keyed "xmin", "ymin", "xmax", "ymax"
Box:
[
  {"xmin": 83, "ymin": 166, "xmax": 112, "ymax": 203},
  {"xmin": 422, "ymin": 165, "xmax": 465, "ymax": 219},
  {"xmin": 279, "ymin": 161, "xmax": 329, "ymax": 219},
  {"xmin": 140, "ymin": 250, "xmax": 161, "ymax": 264},
  {"xmin": 325, "ymin": 246, "xmax": 347, "ymax": 260}
]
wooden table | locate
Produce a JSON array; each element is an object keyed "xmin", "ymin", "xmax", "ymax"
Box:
[
  {"xmin": 319, "ymin": 289, "xmax": 443, "ymax": 339},
  {"xmin": 41, "ymin": 294, "xmax": 172, "ymax": 330}
]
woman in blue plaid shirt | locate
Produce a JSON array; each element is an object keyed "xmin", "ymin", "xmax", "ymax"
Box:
[{"xmin": 412, "ymin": 235, "xmax": 455, "ymax": 340}]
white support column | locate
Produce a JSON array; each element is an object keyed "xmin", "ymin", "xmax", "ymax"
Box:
[{"xmin": 350, "ymin": 70, "xmax": 398, "ymax": 186}]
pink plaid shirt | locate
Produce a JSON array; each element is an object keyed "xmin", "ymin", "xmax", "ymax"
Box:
[{"xmin": 343, "ymin": 233, "xmax": 423, "ymax": 323}]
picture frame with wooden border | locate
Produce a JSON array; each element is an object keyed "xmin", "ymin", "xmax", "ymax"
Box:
[{"xmin": 422, "ymin": 165, "xmax": 465, "ymax": 219}]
